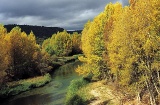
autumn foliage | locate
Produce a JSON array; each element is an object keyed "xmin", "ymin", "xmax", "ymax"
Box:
[
  {"xmin": 42, "ymin": 30, "xmax": 82, "ymax": 56},
  {"xmin": 77, "ymin": 0, "xmax": 160, "ymax": 104},
  {"xmin": 76, "ymin": 2, "xmax": 122, "ymax": 79},
  {"xmin": 0, "ymin": 25, "xmax": 52, "ymax": 85}
]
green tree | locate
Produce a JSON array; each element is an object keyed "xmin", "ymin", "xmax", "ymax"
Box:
[
  {"xmin": 43, "ymin": 30, "xmax": 73, "ymax": 56},
  {"xmin": 42, "ymin": 38, "xmax": 53, "ymax": 54},
  {"xmin": 52, "ymin": 30, "xmax": 72, "ymax": 56}
]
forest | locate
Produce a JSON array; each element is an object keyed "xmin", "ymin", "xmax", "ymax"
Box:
[
  {"xmin": 68, "ymin": 0, "xmax": 160, "ymax": 105},
  {"xmin": 0, "ymin": 0, "xmax": 160, "ymax": 105}
]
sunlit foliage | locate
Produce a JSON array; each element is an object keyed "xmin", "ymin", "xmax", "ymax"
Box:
[
  {"xmin": 42, "ymin": 30, "xmax": 82, "ymax": 56},
  {"xmin": 0, "ymin": 25, "xmax": 9, "ymax": 84},
  {"xmin": 107, "ymin": 0, "xmax": 160, "ymax": 104},
  {"xmin": 52, "ymin": 30, "xmax": 72, "ymax": 56},
  {"xmin": 76, "ymin": 0, "xmax": 160, "ymax": 104},
  {"xmin": 77, "ymin": 3, "xmax": 122, "ymax": 79},
  {"xmin": 0, "ymin": 26, "xmax": 52, "ymax": 85}
]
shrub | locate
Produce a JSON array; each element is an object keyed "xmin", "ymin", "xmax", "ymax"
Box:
[{"xmin": 65, "ymin": 78, "xmax": 89, "ymax": 105}]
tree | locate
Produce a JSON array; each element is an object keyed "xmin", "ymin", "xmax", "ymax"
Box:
[
  {"xmin": 0, "ymin": 25, "xmax": 9, "ymax": 85},
  {"xmin": 71, "ymin": 32, "xmax": 82, "ymax": 54},
  {"xmin": 6, "ymin": 27, "xmax": 41, "ymax": 79},
  {"xmin": 42, "ymin": 38, "xmax": 53, "ymax": 55},
  {"xmin": 107, "ymin": 0, "xmax": 160, "ymax": 104},
  {"xmin": 76, "ymin": 3, "xmax": 122, "ymax": 79},
  {"xmin": 43, "ymin": 30, "xmax": 73, "ymax": 56}
]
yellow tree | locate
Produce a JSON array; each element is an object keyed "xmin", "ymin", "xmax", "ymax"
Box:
[
  {"xmin": 6, "ymin": 27, "xmax": 40, "ymax": 79},
  {"xmin": 107, "ymin": 6, "xmax": 133, "ymax": 85},
  {"xmin": 0, "ymin": 25, "xmax": 9, "ymax": 84},
  {"xmin": 107, "ymin": 0, "xmax": 160, "ymax": 104},
  {"xmin": 77, "ymin": 3, "xmax": 123, "ymax": 79},
  {"xmin": 51, "ymin": 30, "xmax": 72, "ymax": 56}
]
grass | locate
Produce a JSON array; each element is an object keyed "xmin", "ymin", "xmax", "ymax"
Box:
[
  {"xmin": 70, "ymin": 80, "xmax": 122, "ymax": 105},
  {"xmin": 65, "ymin": 78, "xmax": 89, "ymax": 105},
  {"xmin": 76, "ymin": 82, "xmax": 95, "ymax": 102},
  {"xmin": 0, "ymin": 73, "xmax": 51, "ymax": 99}
]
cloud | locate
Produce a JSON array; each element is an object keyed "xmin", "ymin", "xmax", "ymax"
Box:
[{"xmin": 0, "ymin": 0, "xmax": 129, "ymax": 30}]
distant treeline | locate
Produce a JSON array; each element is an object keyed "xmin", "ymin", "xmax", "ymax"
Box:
[{"xmin": 4, "ymin": 24, "xmax": 82, "ymax": 38}]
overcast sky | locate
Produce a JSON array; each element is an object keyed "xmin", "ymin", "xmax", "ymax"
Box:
[{"xmin": 0, "ymin": 0, "xmax": 129, "ymax": 30}]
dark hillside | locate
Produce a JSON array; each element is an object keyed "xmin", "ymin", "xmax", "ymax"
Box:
[
  {"xmin": 4, "ymin": 25, "xmax": 82, "ymax": 38},
  {"xmin": 67, "ymin": 30, "xmax": 82, "ymax": 34},
  {"xmin": 4, "ymin": 24, "xmax": 64, "ymax": 38}
]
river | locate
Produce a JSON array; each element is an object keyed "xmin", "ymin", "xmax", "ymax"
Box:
[{"xmin": 2, "ymin": 61, "xmax": 82, "ymax": 105}]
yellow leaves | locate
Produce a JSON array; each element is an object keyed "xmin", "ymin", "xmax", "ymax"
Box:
[
  {"xmin": 28, "ymin": 31, "xmax": 36, "ymax": 45},
  {"xmin": 0, "ymin": 24, "xmax": 7, "ymax": 37},
  {"xmin": 0, "ymin": 35, "xmax": 9, "ymax": 70},
  {"xmin": 119, "ymin": 69, "xmax": 131, "ymax": 86},
  {"xmin": 77, "ymin": 3, "xmax": 124, "ymax": 78},
  {"xmin": 42, "ymin": 30, "xmax": 73, "ymax": 56},
  {"xmin": 78, "ymin": 56, "xmax": 87, "ymax": 62},
  {"xmin": 42, "ymin": 38, "xmax": 50, "ymax": 50},
  {"xmin": 106, "ymin": 0, "xmax": 160, "ymax": 89},
  {"xmin": 82, "ymin": 10, "xmax": 107, "ymax": 57},
  {"xmin": 143, "ymin": 39, "xmax": 154, "ymax": 55}
]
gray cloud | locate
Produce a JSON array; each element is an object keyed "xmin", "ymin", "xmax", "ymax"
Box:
[{"xmin": 0, "ymin": 0, "xmax": 129, "ymax": 30}]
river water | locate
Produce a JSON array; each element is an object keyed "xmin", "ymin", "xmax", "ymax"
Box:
[{"xmin": 2, "ymin": 61, "xmax": 82, "ymax": 105}]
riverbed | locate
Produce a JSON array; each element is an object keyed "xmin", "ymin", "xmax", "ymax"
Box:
[{"xmin": 2, "ymin": 61, "xmax": 82, "ymax": 105}]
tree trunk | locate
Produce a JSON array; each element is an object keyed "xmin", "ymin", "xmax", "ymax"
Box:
[
  {"xmin": 156, "ymin": 70, "xmax": 160, "ymax": 85},
  {"xmin": 145, "ymin": 80, "xmax": 156, "ymax": 105}
]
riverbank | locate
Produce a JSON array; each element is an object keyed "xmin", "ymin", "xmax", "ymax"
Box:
[
  {"xmin": 73, "ymin": 80, "xmax": 148, "ymax": 105},
  {"xmin": 0, "ymin": 54, "xmax": 83, "ymax": 101},
  {"xmin": 0, "ymin": 73, "xmax": 51, "ymax": 100},
  {"xmin": 2, "ymin": 60, "xmax": 82, "ymax": 105},
  {"xmin": 66, "ymin": 80, "xmax": 122, "ymax": 105},
  {"xmin": 51, "ymin": 54, "xmax": 83, "ymax": 67}
]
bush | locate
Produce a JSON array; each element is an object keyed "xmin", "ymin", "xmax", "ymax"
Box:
[
  {"xmin": 66, "ymin": 94, "xmax": 85, "ymax": 105},
  {"xmin": 65, "ymin": 78, "xmax": 89, "ymax": 105}
]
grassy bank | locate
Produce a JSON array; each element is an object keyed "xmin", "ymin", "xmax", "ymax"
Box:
[
  {"xmin": 0, "ymin": 54, "xmax": 83, "ymax": 101},
  {"xmin": 0, "ymin": 73, "xmax": 51, "ymax": 99},
  {"xmin": 65, "ymin": 80, "xmax": 124, "ymax": 105},
  {"xmin": 65, "ymin": 78, "xmax": 93, "ymax": 105},
  {"xmin": 69, "ymin": 80, "xmax": 149, "ymax": 105}
]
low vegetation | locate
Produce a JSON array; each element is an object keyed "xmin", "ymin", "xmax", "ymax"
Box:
[
  {"xmin": 0, "ymin": 73, "xmax": 51, "ymax": 100},
  {"xmin": 65, "ymin": 78, "xmax": 89, "ymax": 105}
]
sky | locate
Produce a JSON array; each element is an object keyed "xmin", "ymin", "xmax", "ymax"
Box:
[{"xmin": 0, "ymin": 0, "xmax": 129, "ymax": 30}]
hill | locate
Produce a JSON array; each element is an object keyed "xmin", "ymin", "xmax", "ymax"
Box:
[{"xmin": 4, "ymin": 24, "xmax": 82, "ymax": 38}]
